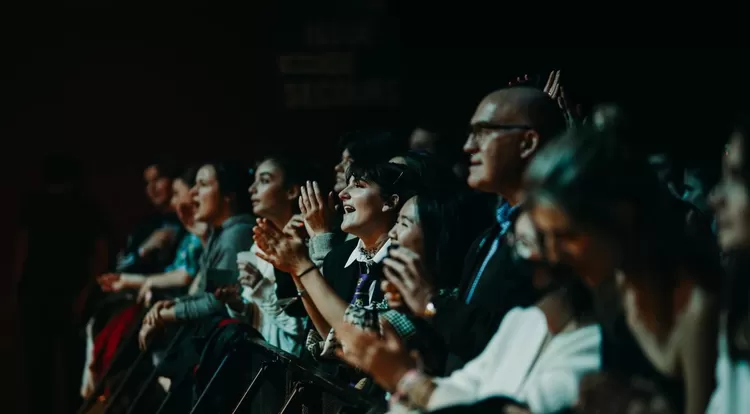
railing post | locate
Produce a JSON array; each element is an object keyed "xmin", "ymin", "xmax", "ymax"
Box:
[{"xmin": 230, "ymin": 359, "xmax": 274, "ymax": 414}]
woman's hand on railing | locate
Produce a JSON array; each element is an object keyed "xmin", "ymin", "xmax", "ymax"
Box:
[
  {"xmin": 334, "ymin": 321, "xmax": 418, "ymax": 392},
  {"xmin": 299, "ymin": 181, "xmax": 337, "ymax": 236},
  {"xmin": 382, "ymin": 247, "xmax": 436, "ymax": 318},
  {"xmin": 253, "ymin": 218, "xmax": 312, "ymax": 276},
  {"xmin": 138, "ymin": 321, "xmax": 162, "ymax": 351},
  {"xmin": 136, "ymin": 279, "xmax": 153, "ymax": 305},
  {"xmin": 143, "ymin": 300, "xmax": 174, "ymax": 326},
  {"xmin": 97, "ymin": 273, "xmax": 145, "ymax": 293}
]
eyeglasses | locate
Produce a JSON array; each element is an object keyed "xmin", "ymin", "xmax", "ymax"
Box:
[{"xmin": 467, "ymin": 122, "xmax": 533, "ymax": 145}]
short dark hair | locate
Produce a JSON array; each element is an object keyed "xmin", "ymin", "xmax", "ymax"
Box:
[
  {"xmin": 346, "ymin": 161, "xmax": 419, "ymax": 211},
  {"xmin": 176, "ymin": 166, "xmax": 198, "ymax": 189}
]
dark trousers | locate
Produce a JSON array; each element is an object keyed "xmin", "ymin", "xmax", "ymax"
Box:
[{"xmin": 19, "ymin": 293, "xmax": 85, "ymax": 414}]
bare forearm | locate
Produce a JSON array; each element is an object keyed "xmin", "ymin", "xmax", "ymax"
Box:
[
  {"xmin": 295, "ymin": 261, "xmax": 349, "ymax": 332},
  {"xmin": 158, "ymin": 306, "xmax": 178, "ymax": 323},
  {"xmin": 148, "ymin": 269, "xmax": 192, "ymax": 289},
  {"xmin": 299, "ymin": 290, "xmax": 332, "ymax": 337}
]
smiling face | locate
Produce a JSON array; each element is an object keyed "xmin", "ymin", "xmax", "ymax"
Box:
[
  {"xmin": 338, "ymin": 175, "xmax": 395, "ymax": 240},
  {"xmin": 387, "ymin": 197, "xmax": 424, "ymax": 257}
]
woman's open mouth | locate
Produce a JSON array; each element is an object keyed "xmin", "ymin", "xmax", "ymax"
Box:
[{"xmin": 343, "ymin": 205, "xmax": 356, "ymax": 214}]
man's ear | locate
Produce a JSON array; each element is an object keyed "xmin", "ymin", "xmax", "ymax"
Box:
[
  {"xmin": 381, "ymin": 194, "xmax": 400, "ymax": 213},
  {"xmin": 520, "ymin": 130, "xmax": 540, "ymax": 160},
  {"xmin": 287, "ymin": 185, "xmax": 301, "ymax": 202}
]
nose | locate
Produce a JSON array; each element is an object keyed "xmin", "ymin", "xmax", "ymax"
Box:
[
  {"xmin": 542, "ymin": 234, "xmax": 561, "ymax": 265},
  {"xmin": 248, "ymin": 181, "xmax": 257, "ymax": 194},
  {"xmin": 334, "ymin": 161, "xmax": 344, "ymax": 173},
  {"xmin": 463, "ymin": 133, "xmax": 478, "ymax": 154},
  {"xmin": 388, "ymin": 225, "xmax": 398, "ymax": 241},
  {"xmin": 338, "ymin": 185, "xmax": 351, "ymax": 201}
]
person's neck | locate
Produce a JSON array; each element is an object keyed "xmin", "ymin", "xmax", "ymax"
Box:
[
  {"xmin": 537, "ymin": 289, "xmax": 594, "ymax": 333},
  {"xmin": 359, "ymin": 232, "xmax": 389, "ymax": 251},
  {"xmin": 499, "ymin": 188, "xmax": 522, "ymax": 206},
  {"xmin": 211, "ymin": 209, "xmax": 234, "ymax": 229}
]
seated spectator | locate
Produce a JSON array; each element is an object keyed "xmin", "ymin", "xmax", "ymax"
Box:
[
  {"xmin": 117, "ymin": 160, "xmax": 183, "ymax": 274},
  {"xmin": 707, "ymin": 114, "xmax": 750, "ymax": 413},
  {"xmin": 335, "ymin": 211, "xmax": 601, "ymax": 413},
  {"xmin": 97, "ymin": 166, "xmax": 207, "ymax": 301},
  {"xmin": 138, "ymin": 162, "xmax": 255, "ymax": 345},
  {"xmin": 304, "ymin": 130, "xmax": 409, "ymax": 264},
  {"xmin": 252, "ymin": 160, "xmax": 419, "ymax": 390},
  {"xmin": 524, "ymin": 125, "xmax": 720, "ymax": 414},
  {"xmin": 214, "ymin": 155, "xmax": 318, "ymax": 355}
]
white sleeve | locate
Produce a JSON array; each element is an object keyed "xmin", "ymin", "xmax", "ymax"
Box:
[
  {"xmin": 247, "ymin": 278, "xmax": 305, "ymax": 337},
  {"xmin": 426, "ymin": 308, "xmax": 522, "ymax": 410}
]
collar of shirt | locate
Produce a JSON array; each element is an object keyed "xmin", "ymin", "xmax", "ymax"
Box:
[
  {"xmin": 496, "ymin": 201, "xmax": 519, "ymax": 235},
  {"xmin": 344, "ymin": 238, "xmax": 392, "ymax": 268}
]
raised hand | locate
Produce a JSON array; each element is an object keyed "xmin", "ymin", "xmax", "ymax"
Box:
[
  {"xmin": 283, "ymin": 213, "xmax": 305, "ymax": 235},
  {"xmin": 253, "ymin": 218, "xmax": 312, "ymax": 275},
  {"xmin": 382, "ymin": 247, "xmax": 436, "ymax": 318},
  {"xmin": 299, "ymin": 181, "xmax": 337, "ymax": 236},
  {"xmin": 97, "ymin": 273, "xmax": 126, "ymax": 292},
  {"xmin": 334, "ymin": 321, "xmax": 417, "ymax": 391},
  {"xmin": 543, "ymin": 69, "xmax": 562, "ymax": 99}
]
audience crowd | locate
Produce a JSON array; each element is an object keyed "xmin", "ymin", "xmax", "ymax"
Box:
[{"xmin": 15, "ymin": 70, "xmax": 750, "ymax": 413}]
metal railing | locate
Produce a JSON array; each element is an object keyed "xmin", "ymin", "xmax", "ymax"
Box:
[{"xmin": 80, "ymin": 320, "xmax": 384, "ymax": 414}]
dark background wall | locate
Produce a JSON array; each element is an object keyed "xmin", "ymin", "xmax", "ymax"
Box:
[{"xmin": 1, "ymin": 4, "xmax": 745, "ymax": 412}]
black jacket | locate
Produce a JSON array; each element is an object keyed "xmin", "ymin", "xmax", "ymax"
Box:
[{"xmin": 429, "ymin": 223, "xmax": 538, "ymax": 373}]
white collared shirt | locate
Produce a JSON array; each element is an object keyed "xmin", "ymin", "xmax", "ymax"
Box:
[{"xmin": 344, "ymin": 238, "xmax": 392, "ymax": 268}]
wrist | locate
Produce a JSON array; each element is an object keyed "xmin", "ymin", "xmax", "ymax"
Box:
[{"xmin": 292, "ymin": 259, "xmax": 316, "ymax": 277}]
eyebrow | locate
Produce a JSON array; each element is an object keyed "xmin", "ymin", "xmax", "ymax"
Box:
[
  {"xmin": 258, "ymin": 172, "xmax": 273, "ymax": 179},
  {"xmin": 399, "ymin": 214, "xmax": 414, "ymax": 223}
]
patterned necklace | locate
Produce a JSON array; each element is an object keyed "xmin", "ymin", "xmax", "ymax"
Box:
[{"xmin": 359, "ymin": 245, "xmax": 381, "ymax": 261}]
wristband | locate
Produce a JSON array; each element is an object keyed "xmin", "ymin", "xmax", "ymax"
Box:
[{"xmin": 296, "ymin": 265, "xmax": 316, "ymax": 279}]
